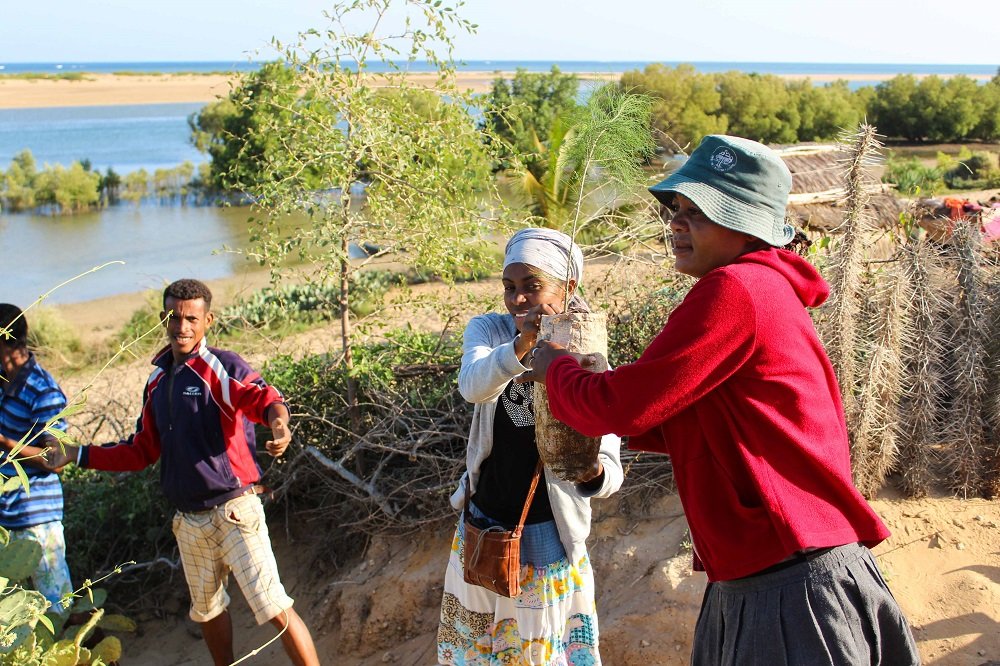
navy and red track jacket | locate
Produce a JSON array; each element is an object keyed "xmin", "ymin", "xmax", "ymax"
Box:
[{"xmin": 81, "ymin": 340, "xmax": 284, "ymax": 512}]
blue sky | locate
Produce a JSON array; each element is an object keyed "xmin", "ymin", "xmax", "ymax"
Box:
[{"xmin": 1, "ymin": 0, "xmax": 996, "ymax": 65}]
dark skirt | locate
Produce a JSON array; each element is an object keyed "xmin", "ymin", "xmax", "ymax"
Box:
[{"xmin": 691, "ymin": 543, "xmax": 920, "ymax": 666}]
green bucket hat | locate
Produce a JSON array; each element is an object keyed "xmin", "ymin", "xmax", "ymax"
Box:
[{"xmin": 649, "ymin": 135, "xmax": 794, "ymax": 246}]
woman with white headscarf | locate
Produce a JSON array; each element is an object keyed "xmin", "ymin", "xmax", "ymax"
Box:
[{"xmin": 436, "ymin": 228, "xmax": 624, "ymax": 665}]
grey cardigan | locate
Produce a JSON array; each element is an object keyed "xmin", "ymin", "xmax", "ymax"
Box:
[{"xmin": 449, "ymin": 312, "xmax": 624, "ymax": 563}]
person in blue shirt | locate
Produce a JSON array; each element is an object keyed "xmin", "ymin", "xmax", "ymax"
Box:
[{"xmin": 0, "ymin": 303, "xmax": 74, "ymax": 613}]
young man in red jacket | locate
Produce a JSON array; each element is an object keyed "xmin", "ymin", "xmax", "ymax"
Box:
[
  {"xmin": 51, "ymin": 279, "xmax": 318, "ymax": 666},
  {"xmin": 523, "ymin": 136, "xmax": 920, "ymax": 665}
]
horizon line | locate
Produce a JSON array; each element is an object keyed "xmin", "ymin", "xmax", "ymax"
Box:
[{"xmin": 0, "ymin": 59, "xmax": 997, "ymax": 67}]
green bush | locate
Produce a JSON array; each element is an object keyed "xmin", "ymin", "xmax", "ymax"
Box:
[
  {"xmin": 25, "ymin": 308, "xmax": 83, "ymax": 358},
  {"xmin": 218, "ymin": 271, "xmax": 399, "ymax": 332},
  {"xmin": 882, "ymin": 157, "xmax": 945, "ymax": 195},
  {"xmin": 265, "ymin": 326, "xmax": 462, "ymax": 421},
  {"xmin": 262, "ymin": 327, "xmax": 466, "ymax": 547},
  {"xmin": 608, "ymin": 284, "xmax": 689, "ymax": 368},
  {"xmin": 61, "ymin": 466, "xmax": 174, "ymax": 591},
  {"xmin": 943, "ymin": 150, "xmax": 1000, "ymax": 190}
]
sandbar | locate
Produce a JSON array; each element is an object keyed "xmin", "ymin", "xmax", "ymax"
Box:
[
  {"xmin": 4, "ymin": 69, "xmax": 990, "ymax": 110},
  {"xmin": 0, "ymin": 71, "xmax": 621, "ymax": 109}
]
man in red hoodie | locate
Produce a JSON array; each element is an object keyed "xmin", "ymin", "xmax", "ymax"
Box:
[{"xmin": 523, "ymin": 136, "xmax": 920, "ymax": 665}]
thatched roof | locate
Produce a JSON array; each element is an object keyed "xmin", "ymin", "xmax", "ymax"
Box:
[
  {"xmin": 788, "ymin": 193, "xmax": 906, "ymax": 232},
  {"xmin": 779, "ymin": 145, "xmax": 846, "ymax": 195},
  {"xmin": 776, "ymin": 144, "xmax": 904, "ymax": 232}
]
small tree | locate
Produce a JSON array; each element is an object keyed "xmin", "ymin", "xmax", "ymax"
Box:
[
  {"xmin": 1, "ymin": 150, "xmax": 39, "ymax": 211},
  {"xmin": 514, "ymin": 85, "xmax": 655, "ymax": 256},
  {"xmin": 230, "ymin": 0, "xmax": 500, "ymax": 433},
  {"xmin": 480, "ymin": 66, "xmax": 580, "ymax": 174},
  {"xmin": 716, "ymin": 71, "xmax": 800, "ymax": 144},
  {"xmin": 188, "ymin": 61, "xmax": 319, "ymax": 192}
]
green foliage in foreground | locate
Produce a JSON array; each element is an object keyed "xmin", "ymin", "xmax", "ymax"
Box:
[
  {"xmin": 61, "ymin": 466, "xmax": 174, "ymax": 586},
  {"xmin": 0, "ymin": 526, "xmax": 135, "ymax": 665}
]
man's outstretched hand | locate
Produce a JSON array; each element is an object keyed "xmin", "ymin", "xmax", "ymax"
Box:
[
  {"xmin": 46, "ymin": 445, "xmax": 78, "ymax": 472},
  {"xmin": 266, "ymin": 417, "xmax": 291, "ymax": 457}
]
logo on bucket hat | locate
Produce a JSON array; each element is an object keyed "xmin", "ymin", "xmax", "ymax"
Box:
[{"xmin": 709, "ymin": 146, "xmax": 737, "ymax": 172}]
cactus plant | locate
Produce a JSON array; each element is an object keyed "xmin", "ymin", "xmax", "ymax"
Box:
[
  {"xmin": 0, "ymin": 533, "xmax": 131, "ymax": 666},
  {"xmin": 0, "ymin": 539, "xmax": 43, "ymax": 583}
]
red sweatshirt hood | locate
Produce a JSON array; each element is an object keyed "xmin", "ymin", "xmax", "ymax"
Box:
[{"xmin": 726, "ymin": 248, "xmax": 829, "ymax": 308}]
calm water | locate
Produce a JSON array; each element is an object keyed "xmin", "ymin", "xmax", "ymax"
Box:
[
  {"xmin": 0, "ymin": 103, "xmax": 205, "ymax": 174},
  {"xmin": 0, "ymin": 204, "xmax": 259, "ymax": 304}
]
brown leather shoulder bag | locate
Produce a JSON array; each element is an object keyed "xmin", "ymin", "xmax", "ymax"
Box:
[{"xmin": 462, "ymin": 460, "xmax": 544, "ymax": 598}]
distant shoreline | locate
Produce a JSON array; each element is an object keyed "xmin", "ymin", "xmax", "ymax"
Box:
[{"xmin": 0, "ymin": 69, "xmax": 993, "ymax": 110}]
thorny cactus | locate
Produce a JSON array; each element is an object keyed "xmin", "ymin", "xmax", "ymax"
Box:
[
  {"xmin": 986, "ymin": 250, "xmax": 1000, "ymax": 496},
  {"xmin": 851, "ymin": 263, "xmax": 906, "ymax": 497},
  {"xmin": 896, "ymin": 240, "xmax": 948, "ymax": 498},
  {"xmin": 942, "ymin": 220, "xmax": 990, "ymax": 497},
  {"xmin": 822, "ymin": 124, "xmax": 883, "ymax": 486}
]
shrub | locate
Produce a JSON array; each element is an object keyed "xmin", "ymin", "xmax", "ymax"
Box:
[
  {"xmin": 262, "ymin": 327, "xmax": 466, "ymax": 553},
  {"xmin": 943, "ymin": 150, "xmax": 1000, "ymax": 190},
  {"xmin": 25, "ymin": 307, "xmax": 83, "ymax": 358},
  {"xmin": 607, "ymin": 284, "xmax": 689, "ymax": 368},
  {"xmin": 61, "ymin": 465, "xmax": 175, "ymax": 595},
  {"xmin": 218, "ymin": 271, "xmax": 399, "ymax": 332},
  {"xmin": 882, "ymin": 157, "xmax": 945, "ymax": 196}
]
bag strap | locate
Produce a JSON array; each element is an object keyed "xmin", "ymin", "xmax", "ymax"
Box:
[
  {"xmin": 513, "ymin": 459, "xmax": 544, "ymax": 538},
  {"xmin": 464, "ymin": 458, "xmax": 545, "ymax": 539}
]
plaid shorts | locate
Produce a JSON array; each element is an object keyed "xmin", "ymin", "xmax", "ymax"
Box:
[{"xmin": 171, "ymin": 493, "xmax": 293, "ymax": 625}]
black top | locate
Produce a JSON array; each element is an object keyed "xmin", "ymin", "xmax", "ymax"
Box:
[{"xmin": 472, "ymin": 380, "xmax": 553, "ymax": 525}]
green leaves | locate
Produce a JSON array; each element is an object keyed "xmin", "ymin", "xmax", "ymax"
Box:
[
  {"xmin": 481, "ymin": 66, "xmax": 581, "ymax": 174},
  {"xmin": 871, "ymin": 74, "xmax": 1000, "ymax": 142},
  {"xmin": 0, "ymin": 540, "xmax": 43, "ymax": 583}
]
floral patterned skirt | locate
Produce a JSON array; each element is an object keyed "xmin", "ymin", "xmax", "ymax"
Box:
[{"xmin": 437, "ymin": 518, "xmax": 601, "ymax": 665}]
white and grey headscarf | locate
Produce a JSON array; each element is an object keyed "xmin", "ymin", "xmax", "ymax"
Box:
[{"xmin": 503, "ymin": 228, "xmax": 589, "ymax": 312}]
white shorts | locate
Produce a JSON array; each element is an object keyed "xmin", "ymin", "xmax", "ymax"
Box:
[{"xmin": 171, "ymin": 492, "xmax": 293, "ymax": 625}]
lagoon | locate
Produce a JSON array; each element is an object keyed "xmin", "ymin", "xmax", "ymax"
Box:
[
  {"xmin": 0, "ymin": 103, "xmax": 205, "ymax": 174},
  {"xmin": 2, "ymin": 204, "xmax": 257, "ymax": 304}
]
